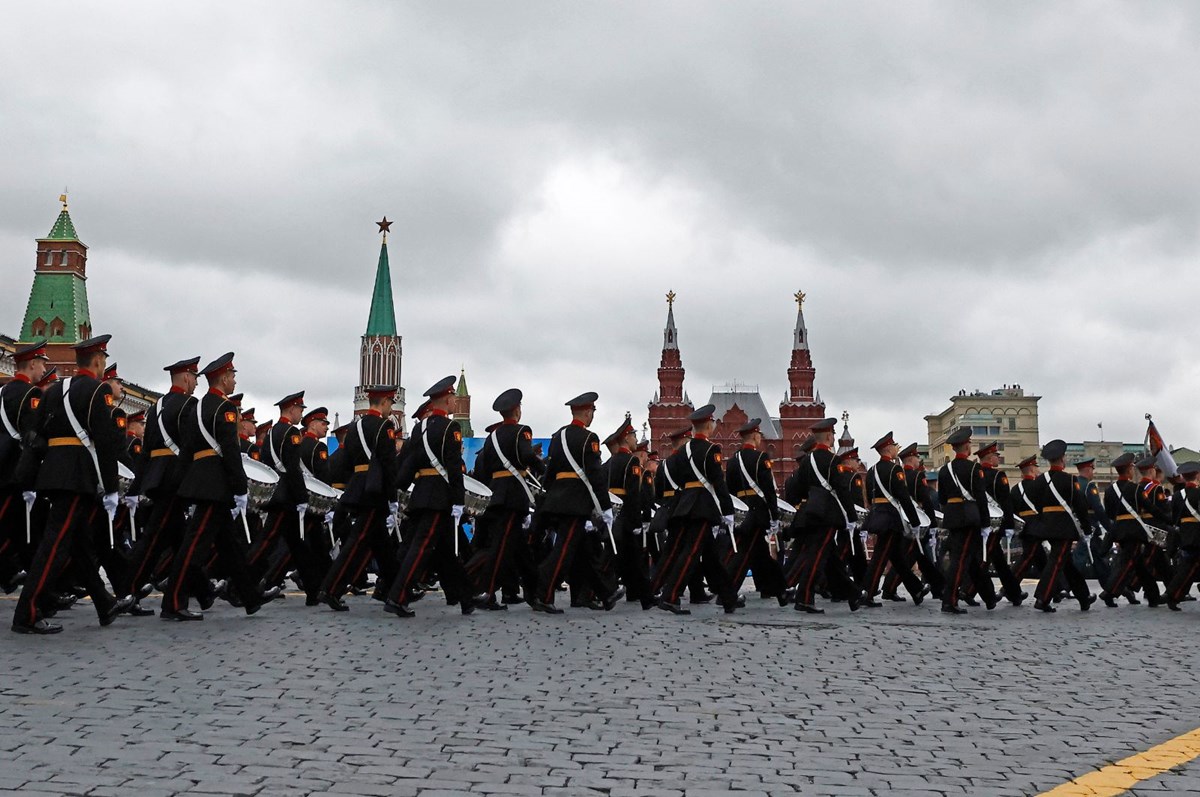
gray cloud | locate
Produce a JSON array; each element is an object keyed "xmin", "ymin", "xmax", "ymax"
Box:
[{"xmin": 2, "ymin": 1, "xmax": 1198, "ymax": 454}]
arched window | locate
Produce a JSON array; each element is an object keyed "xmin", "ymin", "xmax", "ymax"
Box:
[
  {"xmin": 371, "ymin": 345, "xmax": 382, "ymax": 381},
  {"xmin": 31, "ymin": 318, "xmax": 46, "ymax": 337},
  {"xmin": 79, "ymin": 323, "xmax": 90, "ymax": 340},
  {"xmin": 49, "ymin": 317, "xmax": 65, "ymax": 337}
]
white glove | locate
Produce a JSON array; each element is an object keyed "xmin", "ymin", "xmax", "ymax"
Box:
[
  {"xmin": 723, "ymin": 514, "xmax": 735, "ymax": 532},
  {"xmin": 451, "ymin": 504, "xmax": 465, "ymax": 521},
  {"xmin": 385, "ymin": 513, "xmax": 396, "ymax": 531},
  {"xmin": 234, "ymin": 493, "xmax": 248, "ymax": 515},
  {"xmin": 388, "ymin": 501, "xmax": 399, "ymax": 515},
  {"xmin": 522, "ymin": 514, "xmax": 532, "ymax": 529},
  {"xmin": 103, "ymin": 492, "xmax": 119, "ymax": 519},
  {"xmin": 122, "ymin": 494, "xmax": 139, "ymax": 513},
  {"xmin": 324, "ymin": 510, "xmax": 334, "ymax": 526},
  {"xmin": 584, "ymin": 520, "xmax": 595, "ymax": 532},
  {"xmin": 633, "ymin": 524, "xmax": 646, "ymax": 535},
  {"xmin": 858, "ymin": 528, "xmax": 868, "ymax": 543},
  {"xmin": 296, "ymin": 503, "xmax": 309, "ymax": 515},
  {"xmin": 1004, "ymin": 528, "xmax": 1015, "ymax": 542},
  {"xmin": 23, "ymin": 491, "xmax": 37, "ymax": 510},
  {"xmin": 770, "ymin": 520, "xmax": 782, "ymax": 536},
  {"xmin": 601, "ymin": 508, "xmax": 613, "ymax": 527}
]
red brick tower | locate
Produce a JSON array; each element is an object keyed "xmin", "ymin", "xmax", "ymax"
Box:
[
  {"xmin": 776, "ymin": 290, "xmax": 826, "ymax": 485},
  {"xmin": 647, "ymin": 291, "xmax": 693, "ymax": 457}
]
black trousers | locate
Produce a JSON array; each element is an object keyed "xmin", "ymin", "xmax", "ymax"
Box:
[
  {"xmin": 658, "ymin": 518, "xmax": 735, "ymax": 606},
  {"xmin": 465, "ymin": 509, "xmax": 529, "ymax": 596},
  {"xmin": 248, "ymin": 506, "xmax": 323, "ymax": 598},
  {"xmin": 1036, "ymin": 538, "xmax": 1090, "ymax": 605},
  {"xmin": 611, "ymin": 516, "xmax": 653, "ymax": 601},
  {"xmin": 121, "ymin": 495, "xmax": 186, "ymax": 597},
  {"xmin": 13, "ymin": 493, "xmax": 116, "ymax": 628},
  {"xmin": 0, "ymin": 490, "xmax": 32, "ymax": 585},
  {"xmin": 321, "ymin": 505, "xmax": 397, "ymax": 600},
  {"xmin": 386, "ymin": 509, "xmax": 469, "ymax": 607},
  {"xmin": 1011, "ymin": 535, "xmax": 1048, "ymax": 581},
  {"xmin": 161, "ymin": 501, "xmax": 261, "ymax": 613},
  {"xmin": 1167, "ymin": 546, "xmax": 1200, "ymax": 604},
  {"xmin": 535, "ymin": 515, "xmax": 609, "ymax": 605},
  {"xmin": 789, "ymin": 526, "xmax": 859, "ymax": 606},
  {"xmin": 865, "ymin": 528, "xmax": 923, "ymax": 599},
  {"xmin": 723, "ymin": 515, "xmax": 785, "ymax": 597},
  {"xmin": 964, "ymin": 530, "xmax": 1023, "ymax": 601},
  {"xmin": 882, "ymin": 535, "xmax": 945, "ymax": 599},
  {"xmin": 942, "ymin": 527, "xmax": 997, "ymax": 609},
  {"xmin": 1106, "ymin": 539, "xmax": 1161, "ymax": 602}
]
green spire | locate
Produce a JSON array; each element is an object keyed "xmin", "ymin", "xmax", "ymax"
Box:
[
  {"xmin": 45, "ymin": 194, "xmax": 80, "ymax": 241},
  {"xmin": 364, "ymin": 240, "xmax": 397, "ymax": 336},
  {"xmin": 456, "ymin": 367, "xmax": 469, "ymax": 396}
]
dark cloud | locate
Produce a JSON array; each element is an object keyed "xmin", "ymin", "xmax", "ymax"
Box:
[{"xmin": 2, "ymin": 1, "xmax": 1198, "ymax": 452}]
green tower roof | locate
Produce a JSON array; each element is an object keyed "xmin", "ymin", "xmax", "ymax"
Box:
[
  {"xmin": 456, "ymin": 368, "xmax": 469, "ymax": 396},
  {"xmin": 365, "ymin": 241, "xmax": 397, "ymax": 337},
  {"xmin": 44, "ymin": 206, "xmax": 80, "ymax": 242}
]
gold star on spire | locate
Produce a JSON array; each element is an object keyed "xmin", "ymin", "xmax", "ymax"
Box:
[
  {"xmin": 794, "ymin": 290, "xmax": 806, "ymax": 308},
  {"xmin": 666, "ymin": 290, "xmax": 676, "ymax": 308}
]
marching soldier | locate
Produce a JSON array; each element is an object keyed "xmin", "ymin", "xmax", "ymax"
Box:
[
  {"xmin": 125, "ymin": 411, "xmax": 146, "ymax": 468},
  {"xmin": 317, "ymin": 386, "xmax": 401, "ymax": 610},
  {"xmin": 1010, "ymin": 454, "xmax": 1049, "ymax": 583},
  {"xmin": 937, "ymin": 427, "xmax": 999, "ymax": 614},
  {"xmin": 863, "ymin": 432, "xmax": 926, "ymax": 605},
  {"xmin": 647, "ymin": 427, "xmax": 692, "ymax": 597},
  {"xmin": 529, "ymin": 392, "xmax": 616, "ymax": 614},
  {"xmin": 1024, "ymin": 439, "xmax": 1095, "ymax": 612},
  {"xmin": 11, "ymin": 335, "xmax": 134, "ymax": 634},
  {"xmin": 384, "ymin": 376, "xmax": 475, "ymax": 617},
  {"xmin": 788, "ymin": 418, "xmax": 861, "ymax": 614},
  {"xmin": 780, "ymin": 435, "xmax": 818, "ymax": 591},
  {"xmin": 1134, "ymin": 456, "xmax": 1173, "ymax": 595},
  {"xmin": 247, "ymin": 391, "xmax": 324, "ymax": 603},
  {"xmin": 655, "ymin": 404, "xmax": 737, "ymax": 615},
  {"xmin": 882, "ymin": 443, "xmax": 945, "ymax": 601},
  {"xmin": 970, "ymin": 441, "xmax": 1026, "ymax": 606},
  {"xmin": 1166, "ymin": 461, "xmax": 1200, "ymax": 610},
  {"xmin": 121, "ymin": 356, "xmax": 200, "ymax": 601},
  {"xmin": 833, "ymin": 447, "xmax": 869, "ymax": 600},
  {"xmin": 1074, "ymin": 458, "xmax": 1112, "ymax": 585},
  {"xmin": 299, "ymin": 406, "xmax": 334, "ymax": 571},
  {"xmin": 238, "ymin": 408, "xmax": 261, "ymax": 459},
  {"xmin": 160, "ymin": 353, "xmax": 280, "ymax": 619},
  {"xmin": 605, "ymin": 418, "xmax": 653, "ymax": 608},
  {"xmin": 0, "ymin": 340, "xmax": 49, "ymax": 592},
  {"xmin": 464, "ymin": 388, "xmax": 545, "ymax": 609},
  {"xmin": 724, "ymin": 418, "xmax": 788, "ymax": 604},
  {"xmin": 1101, "ymin": 454, "xmax": 1165, "ymax": 607}
]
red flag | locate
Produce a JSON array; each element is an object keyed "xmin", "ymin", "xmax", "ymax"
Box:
[{"xmin": 1145, "ymin": 418, "xmax": 1178, "ymax": 478}]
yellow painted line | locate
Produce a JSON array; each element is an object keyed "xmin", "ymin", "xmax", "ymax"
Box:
[{"xmin": 1038, "ymin": 727, "xmax": 1200, "ymax": 796}]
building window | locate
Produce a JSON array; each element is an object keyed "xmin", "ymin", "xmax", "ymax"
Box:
[
  {"xmin": 43, "ymin": 251, "xmax": 52, "ymax": 266},
  {"xmin": 79, "ymin": 323, "xmax": 90, "ymax": 339},
  {"xmin": 31, "ymin": 318, "xmax": 46, "ymax": 337},
  {"xmin": 1008, "ymin": 418, "xmax": 1016, "ymax": 431},
  {"xmin": 49, "ymin": 317, "xmax": 65, "ymax": 337}
]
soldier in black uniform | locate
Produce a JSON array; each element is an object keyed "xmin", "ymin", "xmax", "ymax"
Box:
[
  {"xmin": 11, "ymin": 335, "xmax": 134, "ymax": 634},
  {"xmin": 385, "ymin": 376, "xmax": 475, "ymax": 618},
  {"xmin": 831, "ymin": 447, "xmax": 869, "ymax": 599},
  {"xmin": 863, "ymin": 432, "xmax": 926, "ymax": 605},
  {"xmin": 968, "ymin": 441, "xmax": 1026, "ymax": 606},
  {"xmin": 780, "ymin": 435, "xmax": 818, "ymax": 591},
  {"xmin": 1074, "ymin": 458, "xmax": 1112, "ymax": 584},
  {"xmin": 1166, "ymin": 461, "xmax": 1200, "ymax": 610},
  {"xmin": 160, "ymin": 353, "xmax": 280, "ymax": 619},
  {"xmin": 1010, "ymin": 454, "xmax": 1049, "ymax": 582},
  {"xmin": 298, "ymin": 406, "xmax": 334, "ymax": 572},
  {"xmin": 724, "ymin": 418, "xmax": 788, "ymax": 604},
  {"xmin": 603, "ymin": 418, "xmax": 654, "ymax": 608},
  {"xmin": 882, "ymin": 443, "xmax": 945, "ymax": 601},
  {"xmin": 937, "ymin": 427, "xmax": 999, "ymax": 614},
  {"xmin": 1134, "ymin": 456, "xmax": 1173, "ymax": 596},
  {"xmin": 1101, "ymin": 454, "xmax": 1166, "ymax": 607},
  {"xmin": 238, "ymin": 408, "xmax": 261, "ymax": 459},
  {"xmin": 317, "ymin": 387, "xmax": 400, "ymax": 610},
  {"xmin": 647, "ymin": 427, "xmax": 691, "ymax": 596},
  {"xmin": 121, "ymin": 356, "xmax": 200, "ymax": 600},
  {"xmin": 464, "ymin": 388, "xmax": 545, "ymax": 610},
  {"xmin": 1024, "ymin": 439, "xmax": 1095, "ymax": 612},
  {"xmin": 0, "ymin": 340, "xmax": 49, "ymax": 592},
  {"xmin": 529, "ymin": 392, "xmax": 616, "ymax": 614},
  {"xmin": 789, "ymin": 419, "xmax": 861, "ymax": 613},
  {"xmin": 655, "ymin": 404, "xmax": 737, "ymax": 615},
  {"xmin": 247, "ymin": 391, "xmax": 323, "ymax": 603}
]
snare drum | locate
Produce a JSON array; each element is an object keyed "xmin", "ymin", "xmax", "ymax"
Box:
[
  {"xmin": 609, "ymin": 491, "xmax": 624, "ymax": 510},
  {"xmin": 302, "ymin": 472, "xmax": 339, "ymax": 515},
  {"xmin": 242, "ymin": 455, "xmax": 279, "ymax": 513},
  {"xmin": 730, "ymin": 495, "xmax": 750, "ymax": 525},
  {"xmin": 777, "ymin": 499, "xmax": 797, "ymax": 525},
  {"xmin": 464, "ymin": 475, "xmax": 493, "ymax": 516},
  {"xmin": 117, "ymin": 461, "xmax": 135, "ymax": 496}
]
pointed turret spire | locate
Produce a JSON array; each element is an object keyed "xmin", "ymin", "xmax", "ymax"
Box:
[
  {"xmin": 45, "ymin": 192, "xmax": 80, "ymax": 242},
  {"xmin": 792, "ymin": 290, "xmax": 808, "ymax": 350},
  {"xmin": 365, "ymin": 234, "xmax": 397, "ymax": 336},
  {"xmin": 663, "ymin": 290, "xmax": 679, "ymax": 350},
  {"xmin": 456, "ymin": 367, "xmax": 469, "ymax": 397}
]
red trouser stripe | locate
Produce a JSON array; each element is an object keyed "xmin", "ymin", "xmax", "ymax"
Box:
[
  {"xmin": 803, "ymin": 528, "xmax": 833, "ymax": 602},
  {"xmin": 1110, "ymin": 548, "xmax": 1138, "ymax": 595},
  {"xmin": 1040, "ymin": 542, "xmax": 1068, "ymax": 603},
  {"xmin": 869, "ymin": 532, "xmax": 893, "ymax": 590},
  {"xmin": 666, "ymin": 522, "xmax": 708, "ymax": 603},
  {"xmin": 651, "ymin": 526, "xmax": 685, "ymax": 592},
  {"xmin": 486, "ymin": 514, "xmax": 516, "ymax": 595},
  {"xmin": 948, "ymin": 532, "xmax": 971, "ymax": 605},
  {"xmin": 249, "ymin": 511, "xmax": 286, "ymax": 566},
  {"xmin": 128, "ymin": 497, "xmax": 174, "ymax": 590},
  {"xmin": 330, "ymin": 509, "xmax": 371, "ymax": 596},
  {"xmin": 171, "ymin": 506, "xmax": 211, "ymax": 609},
  {"xmin": 543, "ymin": 519, "xmax": 578, "ymax": 604},
  {"xmin": 28, "ymin": 496, "xmax": 80, "ymax": 625},
  {"xmin": 399, "ymin": 512, "xmax": 439, "ymax": 599}
]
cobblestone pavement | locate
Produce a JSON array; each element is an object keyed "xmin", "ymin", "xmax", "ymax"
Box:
[{"xmin": 3, "ymin": 581, "xmax": 1199, "ymax": 796}]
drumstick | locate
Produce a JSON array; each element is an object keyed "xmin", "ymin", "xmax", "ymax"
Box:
[
  {"xmin": 241, "ymin": 508, "xmax": 252, "ymax": 545},
  {"xmin": 25, "ymin": 501, "xmax": 31, "ymax": 544}
]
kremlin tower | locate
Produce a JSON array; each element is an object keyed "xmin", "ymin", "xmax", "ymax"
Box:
[
  {"xmin": 646, "ymin": 291, "xmax": 693, "ymax": 456},
  {"xmin": 354, "ymin": 218, "xmax": 406, "ymax": 426}
]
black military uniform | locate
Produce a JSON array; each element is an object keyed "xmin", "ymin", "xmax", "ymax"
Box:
[
  {"xmin": 0, "ymin": 341, "xmax": 49, "ymax": 591},
  {"xmin": 1025, "ymin": 439, "xmax": 1094, "ymax": 611},
  {"xmin": 655, "ymin": 404, "xmax": 736, "ymax": 614},
  {"xmin": 882, "ymin": 444, "xmax": 945, "ymax": 601},
  {"xmin": 789, "ymin": 419, "xmax": 861, "ymax": 613},
  {"xmin": 936, "ymin": 427, "xmax": 998, "ymax": 614},
  {"xmin": 1103, "ymin": 455, "xmax": 1166, "ymax": 605},
  {"xmin": 1166, "ymin": 462, "xmax": 1200, "ymax": 608},
  {"xmin": 604, "ymin": 419, "xmax": 653, "ymax": 607},
  {"xmin": 863, "ymin": 432, "xmax": 925, "ymax": 604},
  {"xmin": 831, "ymin": 450, "xmax": 869, "ymax": 596},
  {"xmin": 385, "ymin": 376, "xmax": 473, "ymax": 617},
  {"xmin": 246, "ymin": 391, "xmax": 323, "ymax": 602},
  {"xmin": 297, "ymin": 407, "xmax": 334, "ymax": 572},
  {"xmin": 1073, "ymin": 458, "xmax": 1112, "ymax": 583},
  {"xmin": 968, "ymin": 442, "xmax": 1025, "ymax": 605},
  {"xmin": 529, "ymin": 391, "xmax": 614, "ymax": 613},
  {"xmin": 464, "ymin": 389, "xmax": 545, "ymax": 608},
  {"xmin": 647, "ymin": 428, "xmax": 692, "ymax": 595},
  {"xmin": 1009, "ymin": 455, "xmax": 1048, "ymax": 581},
  {"xmin": 121, "ymin": 357, "xmax": 200, "ymax": 599},
  {"xmin": 780, "ymin": 435, "xmax": 817, "ymax": 590},
  {"xmin": 12, "ymin": 335, "xmax": 132, "ymax": 634},
  {"xmin": 723, "ymin": 418, "xmax": 786, "ymax": 602},
  {"xmin": 161, "ymin": 354, "xmax": 274, "ymax": 619},
  {"xmin": 318, "ymin": 389, "xmax": 400, "ymax": 609}
]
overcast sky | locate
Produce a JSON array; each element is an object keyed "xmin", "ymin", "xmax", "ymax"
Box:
[{"xmin": 3, "ymin": 2, "xmax": 1198, "ymax": 454}]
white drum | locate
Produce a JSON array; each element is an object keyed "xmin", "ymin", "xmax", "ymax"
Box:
[
  {"xmin": 914, "ymin": 506, "xmax": 932, "ymax": 527},
  {"xmin": 609, "ymin": 491, "xmax": 625, "ymax": 509},
  {"xmin": 464, "ymin": 475, "xmax": 493, "ymax": 516},
  {"xmin": 777, "ymin": 498, "xmax": 797, "ymax": 524},
  {"xmin": 117, "ymin": 461, "xmax": 135, "ymax": 497},
  {"xmin": 731, "ymin": 494, "xmax": 750, "ymax": 525},
  {"xmin": 303, "ymin": 473, "xmax": 339, "ymax": 514},
  {"xmin": 242, "ymin": 455, "xmax": 279, "ymax": 512}
]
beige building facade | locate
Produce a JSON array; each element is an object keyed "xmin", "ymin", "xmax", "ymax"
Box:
[{"xmin": 925, "ymin": 385, "xmax": 1041, "ymax": 468}]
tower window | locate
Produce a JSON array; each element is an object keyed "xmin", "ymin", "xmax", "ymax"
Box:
[
  {"xmin": 31, "ymin": 318, "xmax": 46, "ymax": 337},
  {"xmin": 49, "ymin": 317, "xmax": 65, "ymax": 337},
  {"xmin": 44, "ymin": 251, "xmax": 52, "ymax": 266}
]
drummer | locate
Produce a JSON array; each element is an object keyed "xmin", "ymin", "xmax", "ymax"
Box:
[
  {"xmin": 299, "ymin": 407, "xmax": 334, "ymax": 571},
  {"xmin": 723, "ymin": 418, "xmax": 788, "ymax": 605},
  {"xmin": 238, "ymin": 408, "xmax": 261, "ymax": 460}
]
